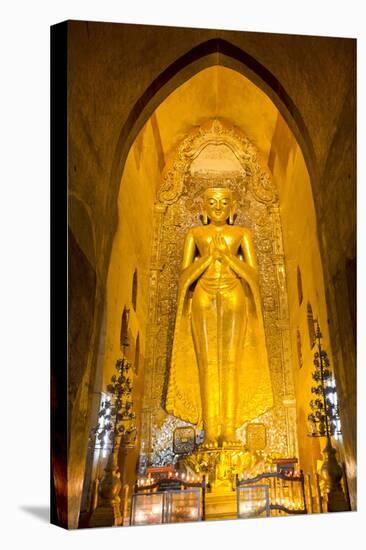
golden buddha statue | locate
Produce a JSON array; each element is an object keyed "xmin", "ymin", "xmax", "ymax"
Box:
[{"xmin": 166, "ymin": 187, "xmax": 273, "ymax": 445}]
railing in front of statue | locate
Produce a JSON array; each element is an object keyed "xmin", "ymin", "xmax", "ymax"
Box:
[
  {"xmin": 236, "ymin": 471, "xmax": 307, "ymax": 518},
  {"xmin": 130, "ymin": 476, "xmax": 206, "ymax": 525},
  {"xmin": 130, "ymin": 471, "xmax": 307, "ymax": 524}
]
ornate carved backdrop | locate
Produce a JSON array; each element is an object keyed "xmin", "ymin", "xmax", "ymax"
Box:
[{"xmin": 140, "ymin": 119, "xmax": 298, "ymax": 468}]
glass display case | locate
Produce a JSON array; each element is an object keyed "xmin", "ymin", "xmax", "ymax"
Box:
[
  {"xmin": 236, "ymin": 471, "xmax": 307, "ymax": 517},
  {"xmin": 237, "ymin": 484, "xmax": 270, "ymax": 519},
  {"xmin": 131, "ymin": 489, "xmax": 202, "ymax": 526}
]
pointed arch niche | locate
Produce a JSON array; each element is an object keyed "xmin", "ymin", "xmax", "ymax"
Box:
[{"xmin": 101, "ymin": 65, "xmax": 335, "ymax": 485}]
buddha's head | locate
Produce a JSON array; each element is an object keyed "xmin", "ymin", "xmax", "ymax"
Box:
[{"xmin": 201, "ymin": 187, "xmax": 237, "ymax": 225}]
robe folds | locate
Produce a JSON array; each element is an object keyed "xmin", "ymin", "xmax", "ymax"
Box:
[{"xmin": 166, "ymin": 268, "xmax": 273, "ymax": 430}]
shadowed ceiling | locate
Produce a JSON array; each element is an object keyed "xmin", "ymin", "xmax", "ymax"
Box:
[{"xmin": 148, "ymin": 65, "xmax": 281, "ymax": 167}]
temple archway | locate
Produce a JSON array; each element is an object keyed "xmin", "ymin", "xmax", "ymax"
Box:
[
  {"xmin": 110, "ymin": 39, "xmax": 317, "ymax": 204},
  {"xmin": 96, "ymin": 63, "xmax": 344, "ymax": 519},
  {"xmin": 59, "ymin": 22, "xmax": 356, "ymax": 528}
]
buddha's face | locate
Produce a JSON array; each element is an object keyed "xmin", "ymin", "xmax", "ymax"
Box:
[{"xmin": 204, "ymin": 189, "xmax": 233, "ymax": 224}]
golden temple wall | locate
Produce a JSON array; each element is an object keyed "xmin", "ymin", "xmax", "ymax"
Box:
[
  {"xmin": 271, "ymin": 127, "xmax": 331, "ymax": 475},
  {"xmin": 100, "ymin": 119, "xmax": 164, "ymax": 500}
]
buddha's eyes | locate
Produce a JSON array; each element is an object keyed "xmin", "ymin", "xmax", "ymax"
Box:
[{"xmin": 207, "ymin": 198, "xmax": 229, "ymax": 207}]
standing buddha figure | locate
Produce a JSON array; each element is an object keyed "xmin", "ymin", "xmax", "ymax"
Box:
[{"xmin": 166, "ymin": 187, "xmax": 273, "ymax": 445}]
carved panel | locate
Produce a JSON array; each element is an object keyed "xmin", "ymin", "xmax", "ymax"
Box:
[{"xmin": 173, "ymin": 427, "xmax": 196, "ymax": 455}]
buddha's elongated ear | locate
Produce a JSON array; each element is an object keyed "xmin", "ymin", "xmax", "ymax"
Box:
[
  {"xmin": 229, "ymin": 199, "xmax": 237, "ymax": 225},
  {"xmin": 201, "ymin": 209, "xmax": 208, "ymax": 225},
  {"xmin": 199, "ymin": 195, "xmax": 209, "ymax": 224}
]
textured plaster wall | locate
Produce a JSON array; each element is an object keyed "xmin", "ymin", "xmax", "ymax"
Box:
[
  {"xmin": 100, "ymin": 119, "xmax": 162, "ymax": 502},
  {"xmin": 271, "ymin": 128, "xmax": 331, "ymax": 474},
  {"xmin": 270, "ymin": 107, "xmax": 356, "ymax": 507},
  {"xmin": 317, "ymin": 85, "xmax": 356, "ymax": 507}
]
